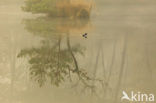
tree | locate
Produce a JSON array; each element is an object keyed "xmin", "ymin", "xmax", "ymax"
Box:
[
  {"xmin": 18, "ymin": 17, "xmax": 92, "ymax": 87},
  {"xmin": 22, "ymin": 0, "xmax": 57, "ymax": 15},
  {"xmin": 22, "ymin": 0, "xmax": 92, "ymax": 18}
]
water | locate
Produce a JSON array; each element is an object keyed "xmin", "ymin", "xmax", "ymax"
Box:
[{"xmin": 0, "ymin": 0, "xmax": 156, "ymax": 103}]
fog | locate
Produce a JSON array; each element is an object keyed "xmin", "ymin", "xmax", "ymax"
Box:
[{"xmin": 0, "ymin": 0, "xmax": 156, "ymax": 103}]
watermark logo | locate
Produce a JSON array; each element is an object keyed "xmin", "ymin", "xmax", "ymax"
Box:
[{"xmin": 121, "ymin": 91, "xmax": 154, "ymax": 102}]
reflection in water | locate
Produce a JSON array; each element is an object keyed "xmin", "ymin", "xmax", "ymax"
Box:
[
  {"xmin": 8, "ymin": 15, "xmax": 156, "ymax": 103},
  {"xmin": 1, "ymin": 1, "xmax": 156, "ymax": 103},
  {"xmin": 18, "ymin": 17, "xmax": 96, "ymax": 90}
]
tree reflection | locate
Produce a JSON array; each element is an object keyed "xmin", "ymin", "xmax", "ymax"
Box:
[{"xmin": 18, "ymin": 17, "xmax": 93, "ymax": 88}]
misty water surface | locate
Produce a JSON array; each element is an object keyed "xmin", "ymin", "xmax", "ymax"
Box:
[{"xmin": 0, "ymin": 0, "xmax": 156, "ymax": 103}]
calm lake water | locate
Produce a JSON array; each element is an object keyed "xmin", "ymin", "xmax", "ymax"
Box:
[{"xmin": 0, "ymin": 0, "xmax": 156, "ymax": 103}]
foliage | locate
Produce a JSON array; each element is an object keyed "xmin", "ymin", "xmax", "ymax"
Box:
[
  {"xmin": 22, "ymin": 0, "xmax": 92, "ymax": 18},
  {"xmin": 22, "ymin": 0, "xmax": 57, "ymax": 14},
  {"xmin": 18, "ymin": 17, "xmax": 87, "ymax": 87},
  {"xmin": 23, "ymin": 17, "xmax": 90, "ymax": 37},
  {"xmin": 17, "ymin": 39, "xmax": 85, "ymax": 87}
]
